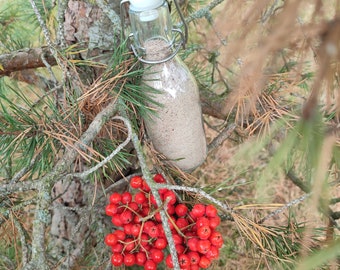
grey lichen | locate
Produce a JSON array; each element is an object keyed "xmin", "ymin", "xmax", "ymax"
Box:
[
  {"xmin": 37, "ymin": 209, "xmax": 51, "ymax": 224},
  {"xmin": 88, "ymin": 20, "xmax": 119, "ymax": 50}
]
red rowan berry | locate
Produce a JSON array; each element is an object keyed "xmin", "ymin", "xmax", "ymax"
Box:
[{"xmin": 130, "ymin": 175, "xmax": 143, "ymax": 189}]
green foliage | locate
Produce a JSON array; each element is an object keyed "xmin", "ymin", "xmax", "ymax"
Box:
[
  {"xmin": 106, "ymin": 38, "xmax": 162, "ymax": 121},
  {"xmin": 0, "ymin": 79, "xmax": 60, "ymax": 177},
  {"xmin": 0, "ymin": 0, "xmax": 57, "ymax": 53},
  {"xmin": 0, "ymin": 3, "xmax": 31, "ymax": 51}
]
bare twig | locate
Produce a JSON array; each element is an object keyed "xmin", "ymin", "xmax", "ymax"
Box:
[
  {"xmin": 40, "ymin": 53, "xmax": 58, "ymax": 86},
  {"xmin": 258, "ymin": 194, "xmax": 311, "ymax": 224},
  {"xmin": 56, "ymin": 0, "xmax": 68, "ymax": 47},
  {"xmin": 208, "ymin": 123, "xmax": 236, "ymax": 154},
  {"xmin": 10, "ymin": 155, "xmax": 40, "ymax": 184},
  {"xmin": 286, "ymin": 168, "xmax": 340, "ymax": 229},
  {"xmin": 261, "ymin": 0, "xmax": 284, "ymax": 23},
  {"xmin": 29, "ymin": 0, "xmax": 53, "ymax": 48},
  {"xmin": 0, "ymin": 198, "xmax": 37, "ymax": 226},
  {"xmin": 28, "ymin": 0, "xmax": 70, "ymax": 85},
  {"xmin": 32, "ymin": 85, "xmax": 63, "ymax": 108}
]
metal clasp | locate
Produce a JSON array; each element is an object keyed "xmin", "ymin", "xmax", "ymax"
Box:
[{"xmin": 120, "ymin": 0, "xmax": 188, "ymax": 64}]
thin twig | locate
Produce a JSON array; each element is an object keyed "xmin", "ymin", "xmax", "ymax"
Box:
[
  {"xmin": 40, "ymin": 53, "xmax": 58, "ymax": 86},
  {"xmin": 31, "ymin": 85, "xmax": 62, "ymax": 108},
  {"xmin": 10, "ymin": 154, "xmax": 40, "ymax": 184},
  {"xmin": 28, "ymin": 0, "xmax": 53, "ymax": 48},
  {"xmin": 286, "ymin": 169, "xmax": 340, "ymax": 229},
  {"xmin": 258, "ymin": 194, "xmax": 311, "ymax": 224},
  {"xmin": 28, "ymin": 0, "xmax": 71, "ymax": 85},
  {"xmin": 261, "ymin": 0, "xmax": 284, "ymax": 23},
  {"xmin": 56, "ymin": 0, "xmax": 68, "ymax": 48},
  {"xmin": 0, "ymin": 198, "xmax": 37, "ymax": 226},
  {"xmin": 208, "ymin": 123, "xmax": 236, "ymax": 154}
]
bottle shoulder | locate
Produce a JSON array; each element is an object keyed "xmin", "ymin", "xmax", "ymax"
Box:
[{"xmin": 143, "ymin": 57, "xmax": 197, "ymax": 87}]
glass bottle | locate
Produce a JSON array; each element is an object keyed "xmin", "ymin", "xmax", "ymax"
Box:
[{"xmin": 122, "ymin": 0, "xmax": 207, "ymax": 171}]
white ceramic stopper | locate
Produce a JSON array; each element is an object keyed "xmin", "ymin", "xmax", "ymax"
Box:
[{"xmin": 129, "ymin": 0, "xmax": 163, "ymax": 11}]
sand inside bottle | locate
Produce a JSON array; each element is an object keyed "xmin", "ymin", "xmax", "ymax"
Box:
[{"xmin": 142, "ymin": 39, "xmax": 207, "ymax": 171}]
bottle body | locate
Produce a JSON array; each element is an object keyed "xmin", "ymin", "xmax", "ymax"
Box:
[{"xmin": 142, "ymin": 40, "xmax": 207, "ymax": 171}]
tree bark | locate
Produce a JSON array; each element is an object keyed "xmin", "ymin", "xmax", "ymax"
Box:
[{"xmin": 47, "ymin": 1, "xmax": 124, "ymax": 268}]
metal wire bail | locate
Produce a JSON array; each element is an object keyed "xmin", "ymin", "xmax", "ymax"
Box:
[{"xmin": 120, "ymin": 0, "xmax": 188, "ymax": 64}]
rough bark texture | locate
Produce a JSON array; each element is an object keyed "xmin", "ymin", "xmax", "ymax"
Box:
[{"xmin": 64, "ymin": 0, "xmax": 120, "ymax": 52}]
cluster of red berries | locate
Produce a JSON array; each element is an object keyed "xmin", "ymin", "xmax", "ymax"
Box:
[{"xmin": 104, "ymin": 174, "xmax": 223, "ymax": 269}]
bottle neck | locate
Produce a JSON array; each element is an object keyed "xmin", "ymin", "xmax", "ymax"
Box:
[{"xmin": 130, "ymin": 1, "xmax": 173, "ymax": 61}]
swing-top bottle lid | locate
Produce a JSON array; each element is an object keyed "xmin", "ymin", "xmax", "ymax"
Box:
[{"xmin": 129, "ymin": 0, "xmax": 164, "ymax": 12}]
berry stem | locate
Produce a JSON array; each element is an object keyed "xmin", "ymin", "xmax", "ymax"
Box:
[
  {"xmin": 164, "ymin": 210, "xmax": 187, "ymax": 238},
  {"xmin": 139, "ymin": 198, "xmax": 169, "ymax": 222},
  {"xmin": 119, "ymin": 204, "xmax": 142, "ymax": 218}
]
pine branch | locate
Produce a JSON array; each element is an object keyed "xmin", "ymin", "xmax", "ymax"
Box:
[
  {"xmin": 0, "ymin": 47, "xmax": 57, "ymax": 77},
  {"xmin": 0, "ymin": 46, "xmax": 230, "ymax": 119}
]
